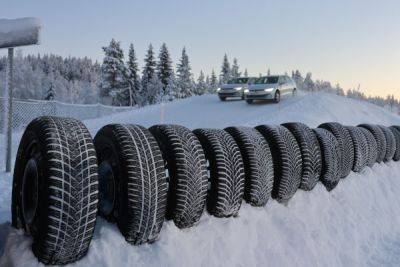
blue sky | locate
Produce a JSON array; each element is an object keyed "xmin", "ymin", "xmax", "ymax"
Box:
[{"xmin": 1, "ymin": 0, "xmax": 399, "ymax": 97}]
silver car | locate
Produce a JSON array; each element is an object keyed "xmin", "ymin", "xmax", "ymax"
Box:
[
  {"xmin": 217, "ymin": 77, "xmax": 256, "ymax": 101},
  {"xmin": 244, "ymin": 75, "xmax": 297, "ymax": 104}
]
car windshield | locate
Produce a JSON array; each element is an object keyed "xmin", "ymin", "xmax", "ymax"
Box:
[
  {"xmin": 227, "ymin": 78, "xmax": 249, "ymax": 84},
  {"xmin": 254, "ymin": 76, "xmax": 279, "ymax": 84}
]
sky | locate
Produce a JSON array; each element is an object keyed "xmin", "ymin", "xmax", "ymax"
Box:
[{"xmin": 1, "ymin": 0, "xmax": 399, "ymax": 98}]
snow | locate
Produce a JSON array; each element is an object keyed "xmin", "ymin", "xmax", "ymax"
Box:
[
  {"xmin": 1, "ymin": 91, "xmax": 400, "ymax": 266},
  {"xmin": 0, "ymin": 17, "xmax": 41, "ymax": 48}
]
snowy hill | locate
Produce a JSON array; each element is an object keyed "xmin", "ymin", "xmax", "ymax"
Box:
[{"xmin": 1, "ymin": 91, "xmax": 400, "ymax": 266}]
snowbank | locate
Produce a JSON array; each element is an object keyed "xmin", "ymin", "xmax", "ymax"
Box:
[
  {"xmin": 1, "ymin": 92, "xmax": 400, "ymax": 266},
  {"xmin": 0, "ymin": 17, "xmax": 41, "ymax": 48}
]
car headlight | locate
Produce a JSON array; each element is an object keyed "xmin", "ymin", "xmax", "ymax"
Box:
[
  {"xmin": 264, "ymin": 88, "xmax": 274, "ymax": 92},
  {"xmin": 234, "ymin": 87, "xmax": 242, "ymax": 91},
  {"xmin": 244, "ymin": 89, "xmax": 249, "ymax": 93},
  {"xmin": 216, "ymin": 88, "xmax": 221, "ymax": 92}
]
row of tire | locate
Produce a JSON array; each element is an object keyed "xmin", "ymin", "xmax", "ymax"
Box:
[{"xmin": 11, "ymin": 117, "xmax": 400, "ymax": 265}]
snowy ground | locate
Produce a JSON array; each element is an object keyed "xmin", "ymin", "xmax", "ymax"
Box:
[{"xmin": 1, "ymin": 91, "xmax": 400, "ymax": 266}]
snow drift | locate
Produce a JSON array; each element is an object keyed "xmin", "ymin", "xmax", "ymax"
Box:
[
  {"xmin": 1, "ymin": 91, "xmax": 400, "ymax": 266},
  {"xmin": 0, "ymin": 17, "xmax": 41, "ymax": 48}
]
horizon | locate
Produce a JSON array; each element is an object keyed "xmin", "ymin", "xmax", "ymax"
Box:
[{"xmin": 1, "ymin": 0, "xmax": 399, "ymax": 99}]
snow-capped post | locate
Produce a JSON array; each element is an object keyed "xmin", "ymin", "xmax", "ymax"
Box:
[{"xmin": 0, "ymin": 17, "xmax": 41, "ymax": 172}]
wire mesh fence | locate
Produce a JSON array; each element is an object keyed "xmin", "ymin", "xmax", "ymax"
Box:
[{"xmin": 0, "ymin": 97, "xmax": 133, "ymax": 134}]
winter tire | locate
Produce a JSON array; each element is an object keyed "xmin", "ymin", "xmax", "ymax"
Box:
[
  {"xmin": 359, "ymin": 127, "xmax": 378, "ymax": 167},
  {"xmin": 378, "ymin": 125, "xmax": 396, "ymax": 162},
  {"xmin": 318, "ymin": 122, "xmax": 354, "ymax": 179},
  {"xmin": 282, "ymin": 122, "xmax": 322, "ymax": 191},
  {"xmin": 255, "ymin": 125, "xmax": 302, "ymax": 202},
  {"xmin": 149, "ymin": 124, "xmax": 208, "ymax": 228},
  {"xmin": 389, "ymin": 126, "xmax": 400, "ymax": 161},
  {"xmin": 346, "ymin": 126, "xmax": 368, "ymax": 172},
  {"xmin": 193, "ymin": 128, "xmax": 245, "ymax": 217},
  {"xmin": 12, "ymin": 116, "xmax": 98, "ymax": 265},
  {"xmin": 94, "ymin": 124, "xmax": 168, "ymax": 245},
  {"xmin": 358, "ymin": 124, "xmax": 386, "ymax": 163},
  {"xmin": 224, "ymin": 126, "xmax": 273, "ymax": 207},
  {"xmin": 273, "ymin": 91, "xmax": 281, "ymax": 103},
  {"xmin": 246, "ymin": 99, "xmax": 253, "ymax": 104},
  {"xmin": 313, "ymin": 128, "xmax": 341, "ymax": 191}
]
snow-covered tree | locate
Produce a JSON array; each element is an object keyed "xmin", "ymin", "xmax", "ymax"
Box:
[
  {"xmin": 267, "ymin": 68, "xmax": 271, "ymax": 76},
  {"xmin": 195, "ymin": 71, "xmax": 207, "ymax": 95},
  {"xmin": 292, "ymin": 70, "xmax": 304, "ymax": 90},
  {"xmin": 157, "ymin": 43, "xmax": 173, "ymax": 93},
  {"xmin": 243, "ymin": 69, "xmax": 248, "ymax": 77},
  {"xmin": 126, "ymin": 44, "xmax": 141, "ymax": 106},
  {"xmin": 231, "ymin": 58, "xmax": 240, "ymax": 78},
  {"xmin": 142, "ymin": 44, "xmax": 160, "ymax": 103},
  {"xmin": 164, "ymin": 71, "xmax": 178, "ymax": 101},
  {"xmin": 146, "ymin": 75, "xmax": 163, "ymax": 104},
  {"xmin": 303, "ymin": 72, "xmax": 315, "ymax": 91},
  {"xmin": 44, "ymin": 82, "xmax": 55, "ymax": 100},
  {"xmin": 100, "ymin": 39, "xmax": 128, "ymax": 105},
  {"xmin": 176, "ymin": 47, "xmax": 194, "ymax": 98},
  {"xmin": 210, "ymin": 69, "xmax": 218, "ymax": 92},
  {"xmin": 220, "ymin": 54, "xmax": 231, "ymax": 84}
]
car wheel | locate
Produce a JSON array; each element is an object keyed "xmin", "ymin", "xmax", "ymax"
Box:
[
  {"xmin": 219, "ymin": 96, "xmax": 226, "ymax": 101},
  {"xmin": 292, "ymin": 88, "xmax": 297, "ymax": 97},
  {"xmin": 246, "ymin": 99, "xmax": 253, "ymax": 104},
  {"xmin": 274, "ymin": 91, "xmax": 281, "ymax": 103}
]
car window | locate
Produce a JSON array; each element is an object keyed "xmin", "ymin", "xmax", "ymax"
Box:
[{"xmin": 227, "ymin": 78, "xmax": 249, "ymax": 84}]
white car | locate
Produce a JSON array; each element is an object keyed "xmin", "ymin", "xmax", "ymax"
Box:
[
  {"xmin": 217, "ymin": 77, "xmax": 256, "ymax": 101},
  {"xmin": 244, "ymin": 75, "xmax": 297, "ymax": 104}
]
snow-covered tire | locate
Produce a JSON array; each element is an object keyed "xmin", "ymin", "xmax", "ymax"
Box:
[
  {"xmin": 282, "ymin": 122, "xmax": 322, "ymax": 191},
  {"xmin": 149, "ymin": 125, "xmax": 208, "ymax": 228},
  {"xmin": 346, "ymin": 126, "xmax": 368, "ymax": 172},
  {"xmin": 313, "ymin": 128, "xmax": 341, "ymax": 191},
  {"xmin": 318, "ymin": 122, "xmax": 354, "ymax": 179},
  {"xmin": 378, "ymin": 125, "xmax": 396, "ymax": 162},
  {"xmin": 359, "ymin": 127, "xmax": 378, "ymax": 167},
  {"xmin": 12, "ymin": 117, "xmax": 98, "ymax": 265},
  {"xmin": 389, "ymin": 126, "xmax": 400, "ymax": 161},
  {"xmin": 358, "ymin": 124, "xmax": 386, "ymax": 163},
  {"xmin": 225, "ymin": 126, "xmax": 274, "ymax": 207},
  {"xmin": 255, "ymin": 125, "xmax": 302, "ymax": 202},
  {"xmin": 193, "ymin": 128, "xmax": 245, "ymax": 217},
  {"xmin": 94, "ymin": 124, "xmax": 167, "ymax": 245}
]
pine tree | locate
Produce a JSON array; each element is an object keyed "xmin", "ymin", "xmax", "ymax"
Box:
[
  {"xmin": 195, "ymin": 70, "xmax": 207, "ymax": 95},
  {"xmin": 100, "ymin": 39, "xmax": 128, "ymax": 105},
  {"xmin": 176, "ymin": 47, "xmax": 194, "ymax": 98},
  {"xmin": 244, "ymin": 69, "xmax": 248, "ymax": 77},
  {"xmin": 210, "ymin": 69, "xmax": 218, "ymax": 92},
  {"xmin": 303, "ymin": 72, "xmax": 315, "ymax": 91},
  {"xmin": 142, "ymin": 44, "xmax": 159, "ymax": 104},
  {"xmin": 157, "ymin": 43, "xmax": 173, "ymax": 93},
  {"xmin": 164, "ymin": 71, "xmax": 177, "ymax": 101},
  {"xmin": 220, "ymin": 54, "xmax": 231, "ymax": 84},
  {"xmin": 44, "ymin": 82, "xmax": 55, "ymax": 100},
  {"xmin": 231, "ymin": 58, "xmax": 240, "ymax": 78},
  {"xmin": 267, "ymin": 68, "xmax": 271, "ymax": 76},
  {"xmin": 126, "ymin": 44, "xmax": 141, "ymax": 106},
  {"xmin": 292, "ymin": 70, "xmax": 304, "ymax": 90}
]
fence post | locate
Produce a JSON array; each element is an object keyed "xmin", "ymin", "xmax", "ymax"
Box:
[{"xmin": 5, "ymin": 48, "xmax": 14, "ymax": 172}]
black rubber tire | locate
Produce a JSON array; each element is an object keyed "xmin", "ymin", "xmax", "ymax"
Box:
[
  {"xmin": 193, "ymin": 128, "xmax": 245, "ymax": 217},
  {"xmin": 255, "ymin": 125, "xmax": 302, "ymax": 202},
  {"xmin": 219, "ymin": 96, "xmax": 226, "ymax": 101},
  {"xmin": 12, "ymin": 116, "xmax": 98, "ymax": 265},
  {"xmin": 378, "ymin": 125, "xmax": 396, "ymax": 162},
  {"xmin": 282, "ymin": 122, "xmax": 322, "ymax": 191},
  {"xmin": 246, "ymin": 99, "xmax": 253, "ymax": 104},
  {"xmin": 94, "ymin": 124, "xmax": 168, "ymax": 245},
  {"xmin": 313, "ymin": 128, "xmax": 341, "ymax": 191},
  {"xmin": 149, "ymin": 124, "xmax": 208, "ymax": 228},
  {"xmin": 225, "ymin": 126, "xmax": 274, "ymax": 207},
  {"xmin": 318, "ymin": 122, "xmax": 354, "ymax": 179},
  {"xmin": 346, "ymin": 126, "xmax": 368, "ymax": 172},
  {"xmin": 359, "ymin": 127, "xmax": 378, "ymax": 167},
  {"xmin": 358, "ymin": 124, "xmax": 386, "ymax": 163},
  {"xmin": 389, "ymin": 126, "xmax": 400, "ymax": 161}
]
